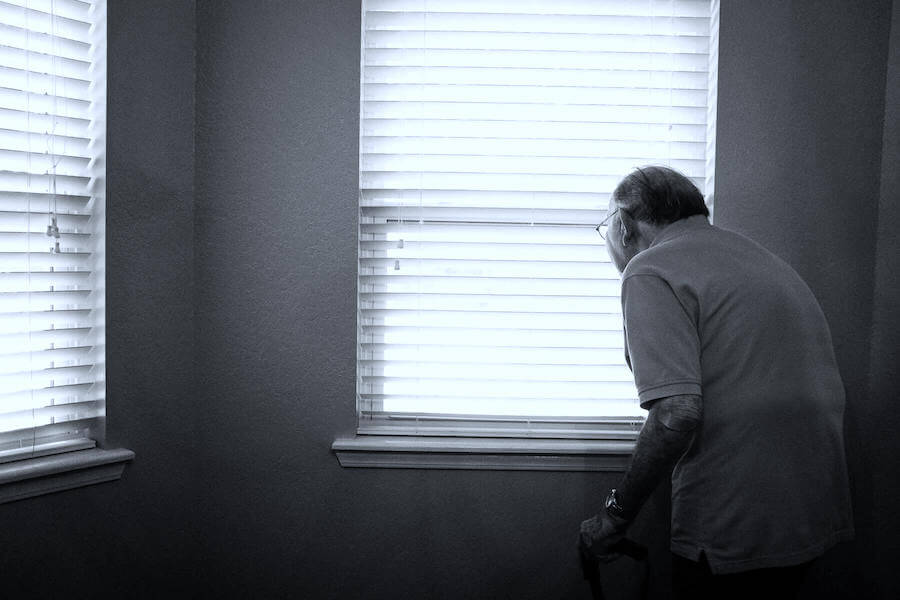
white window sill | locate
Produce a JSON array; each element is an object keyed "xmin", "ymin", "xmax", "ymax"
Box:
[
  {"xmin": 332, "ymin": 436, "xmax": 636, "ymax": 471},
  {"xmin": 0, "ymin": 443, "xmax": 135, "ymax": 504}
]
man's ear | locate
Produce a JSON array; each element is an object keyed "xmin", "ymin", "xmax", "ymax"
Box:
[{"xmin": 618, "ymin": 209, "xmax": 637, "ymax": 247}]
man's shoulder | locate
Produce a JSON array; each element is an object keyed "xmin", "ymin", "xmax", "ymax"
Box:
[
  {"xmin": 623, "ymin": 224, "xmax": 770, "ymax": 280},
  {"xmin": 621, "ymin": 231, "xmax": 705, "ymax": 280}
]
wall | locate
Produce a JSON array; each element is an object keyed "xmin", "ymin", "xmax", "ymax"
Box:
[
  {"xmin": 869, "ymin": 1, "xmax": 900, "ymax": 598},
  {"xmin": 715, "ymin": 1, "xmax": 896, "ymax": 598},
  {"xmin": 0, "ymin": 1, "xmax": 198, "ymax": 598}
]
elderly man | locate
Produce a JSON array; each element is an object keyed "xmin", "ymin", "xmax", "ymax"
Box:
[{"xmin": 579, "ymin": 166, "xmax": 854, "ymax": 599}]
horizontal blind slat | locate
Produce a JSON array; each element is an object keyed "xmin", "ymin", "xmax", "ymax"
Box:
[
  {"xmin": 0, "ymin": 43, "xmax": 90, "ymax": 79},
  {"xmin": 0, "ymin": 171, "xmax": 92, "ymax": 196},
  {"xmin": 0, "ymin": 64, "xmax": 90, "ymax": 100},
  {"xmin": 0, "ymin": 250, "xmax": 91, "ymax": 270},
  {"xmin": 0, "ymin": 289, "xmax": 93, "ymax": 312},
  {"xmin": 0, "ymin": 209, "xmax": 91, "ymax": 230},
  {"xmin": 360, "ymin": 325, "xmax": 625, "ymax": 348},
  {"xmin": 361, "ymin": 154, "xmax": 705, "ymax": 176},
  {"xmin": 359, "ymin": 345, "xmax": 628, "ymax": 365},
  {"xmin": 363, "ymin": 102, "xmax": 707, "ymax": 125},
  {"xmin": 360, "ymin": 384, "xmax": 638, "ymax": 402},
  {"xmin": 366, "ymin": 30, "xmax": 710, "ymax": 53},
  {"xmin": 360, "ymin": 310, "xmax": 625, "ymax": 330},
  {"xmin": 0, "ymin": 345, "xmax": 92, "ymax": 374},
  {"xmin": 361, "ymin": 397, "xmax": 641, "ymax": 418},
  {"xmin": 363, "ymin": 137, "xmax": 705, "ymax": 159},
  {"xmin": 365, "ymin": 48, "xmax": 709, "ymax": 71},
  {"xmin": 360, "ymin": 241, "xmax": 618, "ymax": 263},
  {"xmin": 0, "ymin": 271, "xmax": 91, "ymax": 292},
  {"xmin": 361, "ymin": 360, "xmax": 634, "ymax": 374},
  {"xmin": 360, "ymin": 292, "xmax": 622, "ymax": 312},
  {"xmin": 361, "ymin": 205, "xmax": 606, "ymax": 222},
  {"xmin": 0, "ymin": 90, "xmax": 91, "ymax": 123},
  {"xmin": 0, "ymin": 232, "xmax": 91, "ymax": 253},
  {"xmin": 0, "ymin": 1, "xmax": 91, "ymax": 36},
  {"xmin": 0, "ymin": 328, "xmax": 93, "ymax": 354},
  {"xmin": 0, "ymin": 309, "xmax": 91, "ymax": 334},
  {"xmin": 365, "ymin": 65, "xmax": 708, "ymax": 89},
  {"xmin": 0, "ymin": 191, "xmax": 91, "ymax": 212},
  {"xmin": 364, "ymin": 86, "xmax": 708, "ymax": 107},
  {"xmin": 0, "ymin": 128, "xmax": 91, "ymax": 158},
  {"xmin": 363, "ymin": 172, "xmax": 704, "ymax": 193},
  {"xmin": 0, "ymin": 401, "xmax": 102, "ymax": 431},
  {"xmin": 1, "ymin": 0, "xmax": 91, "ymax": 24},
  {"xmin": 360, "ymin": 275, "xmax": 620, "ymax": 296},
  {"xmin": 366, "ymin": 0, "xmax": 710, "ymax": 18},
  {"xmin": 0, "ymin": 21, "xmax": 89, "ymax": 61},
  {"xmin": 362, "ymin": 366, "xmax": 634, "ymax": 383},
  {"xmin": 360, "ymin": 257, "xmax": 620, "ymax": 279},
  {"xmin": 365, "ymin": 12, "xmax": 710, "ymax": 36},
  {"xmin": 363, "ymin": 119, "xmax": 706, "ymax": 141},
  {"xmin": 0, "ymin": 148, "xmax": 90, "ymax": 177}
]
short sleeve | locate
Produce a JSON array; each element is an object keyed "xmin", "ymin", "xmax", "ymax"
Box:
[{"xmin": 622, "ymin": 274, "xmax": 702, "ymax": 408}]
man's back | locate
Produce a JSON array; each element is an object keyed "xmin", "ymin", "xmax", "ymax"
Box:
[{"xmin": 621, "ymin": 215, "xmax": 854, "ymax": 574}]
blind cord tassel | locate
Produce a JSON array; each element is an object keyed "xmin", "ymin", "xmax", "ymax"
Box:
[{"xmin": 46, "ymin": 213, "xmax": 61, "ymax": 253}]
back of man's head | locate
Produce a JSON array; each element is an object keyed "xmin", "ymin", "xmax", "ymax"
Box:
[{"xmin": 613, "ymin": 166, "xmax": 709, "ymax": 226}]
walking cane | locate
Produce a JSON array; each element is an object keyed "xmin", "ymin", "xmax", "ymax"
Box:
[{"xmin": 579, "ymin": 537, "xmax": 649, "ymax": 600}]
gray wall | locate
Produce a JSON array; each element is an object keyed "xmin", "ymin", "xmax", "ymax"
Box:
[
  {"xmin": 715, "ymin": 2, "xmax": 897, "ymax": 598},
  {"xmin": 0, "ymin": 1, "xmax": 898, "ymax": 599},
  {"xmin": 870, "ymin": 2, "xmax": 900, "ymax": 599}
]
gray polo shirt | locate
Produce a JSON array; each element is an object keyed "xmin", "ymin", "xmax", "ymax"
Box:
[{"xmin": 621, "ymin": 215, "xmax": 854, "ymax": 574}]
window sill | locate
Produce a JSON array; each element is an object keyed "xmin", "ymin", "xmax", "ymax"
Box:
[
  {"xmin": 332, "ymin": 436, "xmax": 636, "ymax": 471},
  {"xmin": 0, "ymin": 444, "xmax": 135, "ymax": 504}
]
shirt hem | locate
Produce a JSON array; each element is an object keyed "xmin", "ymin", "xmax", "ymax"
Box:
[
  {"xmin": 637, "ymin": 381, "xmax": 702, "ymax": 408},
  {"xmin": 670, "ymin": 527, "xmax": 855, "ymax": 575}
]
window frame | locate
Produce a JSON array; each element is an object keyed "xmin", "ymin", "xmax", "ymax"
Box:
[{"xmin": 334, "ymin": 0, "xmax": 719, "ymax": 470}]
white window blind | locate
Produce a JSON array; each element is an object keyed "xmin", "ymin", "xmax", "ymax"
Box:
[
  {"xmin": 0, "ymin": 0, "xmax": 105, "ymax": 462},
  {"xmin": 357, "ymin": 0, "xmax": 717, "ymax": 435}
]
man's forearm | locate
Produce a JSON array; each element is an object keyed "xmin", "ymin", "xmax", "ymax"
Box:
[{"xmin": 614, "ymin": 394, "xmax": 702, "ymax": 520}]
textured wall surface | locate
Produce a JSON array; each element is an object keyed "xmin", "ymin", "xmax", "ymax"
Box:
[
  {"xmin": 870, "ymin": 2, "xmax": 900, "ymax": 598},
  {"xmin": 715, "ymin": 1, "xmax": 895, "ymax": 598},
  {"xmin": 0, "ymin": 1, "xmax": 198, "ymax": 598}
]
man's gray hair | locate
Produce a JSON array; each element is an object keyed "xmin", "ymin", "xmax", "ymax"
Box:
[{"xmin": 612, "ymin": 166, "xmax": 709, "ymax": 226}]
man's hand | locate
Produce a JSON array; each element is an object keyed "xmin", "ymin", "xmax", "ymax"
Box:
[{"xmin": 578, "ymin": 511, "xmax": 630, "ymax": 563}]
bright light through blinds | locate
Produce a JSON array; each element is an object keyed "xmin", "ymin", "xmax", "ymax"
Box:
[
  {"xmin": 358, "ymin": 0, "xmax": 717, "ymax": 421},
  {"xmin": 0, "ymin": 0, "xmax": 105, "ymax": 462}
]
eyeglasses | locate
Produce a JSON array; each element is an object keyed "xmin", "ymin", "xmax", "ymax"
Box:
[{"xmin": 595, "ymin": 208, "xmax": 619, "ymax": 241}]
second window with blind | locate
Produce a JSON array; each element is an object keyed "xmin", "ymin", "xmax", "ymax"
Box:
[{"xmin": 357, "ymin": 0, "xmax": 718, "ymax": 437}]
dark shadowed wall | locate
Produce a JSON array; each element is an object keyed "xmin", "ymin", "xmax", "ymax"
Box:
[
  {"xmin": 715, "ymin": 1, "xmax": 898, "ymax": 598},
  {"xmin": 0, "ymin": 1, "xmax": 198, "ymax": 598},
  {"xmin": 0, "ymin": 1, "xmax": 897, "ymax": 599},
  {"xmin": 869, "ymin": 2, "xmax": 900, "ymax": 599}
]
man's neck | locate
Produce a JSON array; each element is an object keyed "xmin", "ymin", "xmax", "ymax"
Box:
[{"xmin": 633, "ymin": 221, "xmax": 665, "ymax": 253}]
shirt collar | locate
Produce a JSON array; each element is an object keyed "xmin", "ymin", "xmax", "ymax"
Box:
[{"xmin": 649, "ymin": 214, "xmax": 711, "ymax": 248}]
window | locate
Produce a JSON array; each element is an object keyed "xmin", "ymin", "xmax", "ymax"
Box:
[
  {"xmin": 0, "ymin": 0, "xmax": 106, "ymax": 464},
  {"xmin": 338, "ymin": 0, "xmax": 718, "ymax": 468}
]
